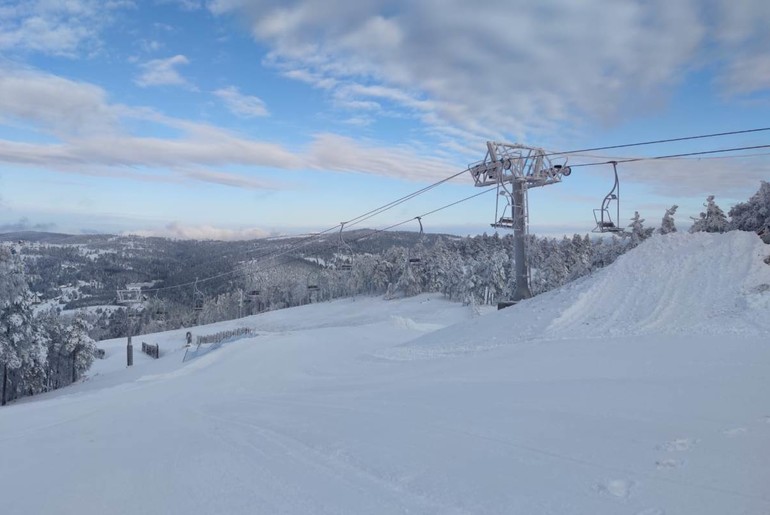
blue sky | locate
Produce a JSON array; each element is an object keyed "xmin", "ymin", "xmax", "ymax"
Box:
[{"xmin": 1, "ymin": 0, "xmax": 769, "ymax": 240}]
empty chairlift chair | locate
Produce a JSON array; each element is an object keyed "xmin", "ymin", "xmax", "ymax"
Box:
[
  {"xmin": 193, "ymin": 279, "xmax": 205, "ymax": 312},
  {"xmin": 336, "ymin": 223, "xmax": 354, "ymax": 271},
  {"xmin": 408, "ymin": 216, "xmax": 425, "ymax": 266},
  {"xmin": 593, "ymin": 161, "xmax": 625, "ymax": 234}
]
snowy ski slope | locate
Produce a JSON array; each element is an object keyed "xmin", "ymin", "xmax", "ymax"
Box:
[{"xmin": 0, "ymin": 232, "xmax": 769, "ymax": 514}]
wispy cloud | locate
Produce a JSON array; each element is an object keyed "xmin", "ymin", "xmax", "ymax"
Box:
[
  {"xmin": 0, "ymin": 66, "xmax": 456, "ymax": 186},
  {"xmin": 0, "ymin": 66, "xmax": 764, "ymax": 198},
  {"xmin": 214, "ymin": 86, "xmax": 269, "ymax": 117},
  {"xmin": 0, "ymin": 0, "xmax": 132, "ymax": 57},
  {"xmin": 135, "ymin": 54, "xmax": 192, "ymax": 87},
  {"xmin": 129, "ymin": 222, "xmax": 269, "ymax": 241},
  {"xmin": 209, "ymin": 0, "xmax": 770, "ymax": 147},
  {"xmin": 0, "ymin": 66, "xmax": 118, "ymax": 137},
  {"xmin": 0, "ymin": 217, "xmax": 57, "ymax": 233},
  {"xmin": 712, "ymin": 0, "xmax": 770, "ymax": 96},
  {"xmin": 155, "ymin": 0, "xmax": 204, "ymax": 11}
]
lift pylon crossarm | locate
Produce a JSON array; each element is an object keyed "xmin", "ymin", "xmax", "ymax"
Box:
[{"xmin": 468, "ymin": 142, "xmax": 572, "ymax": 188}]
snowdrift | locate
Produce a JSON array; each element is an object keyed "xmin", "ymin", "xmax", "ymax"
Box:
[{"xmin": 384, "ymin": 231, "xmax": 770, "ymax": 359}]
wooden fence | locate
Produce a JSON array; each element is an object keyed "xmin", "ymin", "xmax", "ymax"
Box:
[
  {"xmin": 183, "ymin": 328, "xmax": 255, "ymax": 363},
  {"xmin": 141, "ymin": 342, "xmax": 160, "ymax": 359},
  {"xmin": 195, "ymin": 327, "xmax": 253, "ymax": 346}
]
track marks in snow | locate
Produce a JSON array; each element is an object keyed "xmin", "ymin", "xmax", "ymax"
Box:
[
  {"xmin": 656, "ymin": 437, "xmax": 698, "ymax": 452},
  {"xmin": 636, "ymin": 508, "xmax": 666, "ymax": 515},
  {"xmin": 654, "ymin": 458, "xmax": 683, "ymax": 470},
  {"xmin": 198, "ymin": 409, "xmax": 472, "ymax": 515},
  {"xmin": 722, "ymin": 427, "xmax": 748, "ymax": 437},
  {"xmin": 596, "ymin": 478, "xmax": 635, "ymax": 499}
]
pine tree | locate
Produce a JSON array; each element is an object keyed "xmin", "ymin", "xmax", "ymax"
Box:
[
  {"xmin": 690, "ymin": 195, "xmax": 728, "ymax": 233},
  {"xmin": 660, "ymin": 205, "xmax": 678, "ymax": 234},
  {"xmin": 0, "ymin": 249, "xmax": 33, "ymax": 405},
  {"xmin": 628, "ymin": 211, "xmax": 652, "ymax": 247},
  {"xmin": 63, "ymin": 312, "xmax": 96, "ymax": 384},
  {"xmin": 728, "ymin": 181, "xmax": 770, "ymax": 238},
  {"xmin": 394, "ymin": 260, "xmax": 422, "ymax": 298}
]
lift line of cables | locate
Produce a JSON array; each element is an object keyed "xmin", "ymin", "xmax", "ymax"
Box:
[
  {"xmin": 152, "ymin": 126, "xmax": 770, "ymax": 279},
  {"xmin": 141, "ymin": 128, "xmax": 770, "ymax": 295},
  {"xmin": 567, "ymin": 143, "xmax": 770, "ymax": 169}
]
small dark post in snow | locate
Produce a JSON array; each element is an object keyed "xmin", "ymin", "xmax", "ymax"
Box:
[{"xmin": 127, "ymin": 336, "xmax": 133, "ymax": 367}]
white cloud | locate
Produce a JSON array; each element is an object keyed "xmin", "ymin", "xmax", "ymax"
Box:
[
  {"xmin": 155, "ymin": 0, "xmax": 203, "ymax": 10},
  {"xmin": 306, "ymin": 133, "xmax": 455, "ymax": 182},
  {"xmin": 129, "ymin": 222, "xmax": 269, "ymax": 241},
  {"xmin": 0, "ymin": 66, "xmax": 118, "ymax": 137},
  {"xmin": 214, "ymin": 86, "xmax": 269, "ymax": 117},
  {"xmin": 712, "ymin": 0, "xmax": 770, "ymax": 95},
  {"xmin": 0, "ymin": 66, "xmax": 456, "ymax": 186},
  {"xmin": 209, "ymin": 0, "xmax": 770, "ymax": 147},
  {"xmin": 135, "ymin": 55, "xmax": 191, "ymax": 87},
  {"xmin": 0, "ymin": 0, "xmax": 131, "ymax": 57}
]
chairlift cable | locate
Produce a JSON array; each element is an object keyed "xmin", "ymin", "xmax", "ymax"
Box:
[
  {"xmin": 140, "ymin": 133, "xmax": 770, "ymax": 295},
  {"xmin": 547, "ymin": 127, "xmax": 770, "ymax": 158},
  {"xmin": 567, "ymin": 144, "xmax": 770, "ymax": 168}
]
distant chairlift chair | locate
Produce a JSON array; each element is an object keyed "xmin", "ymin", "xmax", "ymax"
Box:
[
  {"xmin": 408, "ymin": 217, "xmax": 425, "ymax": 266},
  {"xmin": 193, "ymin": 279, "xmax": 205, "ymax": 312},
  {"xmin": 593, "ymin": 161, "xmax": 625, "ymax": 234},
  {"xmin": 337, "ymin": 223, "xmax": 353, "ymax": 271}
]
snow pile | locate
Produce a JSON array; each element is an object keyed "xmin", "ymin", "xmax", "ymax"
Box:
[
  {"xmin": 548, "ymin": 231, "xmax": 770, "ymax": 338},
  {"xmin": 383, "ymin": 231, "xmax": 770, "ymax": 359}
]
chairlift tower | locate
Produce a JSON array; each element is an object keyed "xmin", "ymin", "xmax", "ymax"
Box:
[
  {"xmin": 116, "ymin": 286, "xmax": 145, "ymax": 367},
  {"xmin": 469, "ymin": 142, "xmax": 571, "ymax": 301}
]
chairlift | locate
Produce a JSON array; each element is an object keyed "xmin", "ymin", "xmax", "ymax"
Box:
[
  {"xmin": 154, "ymin": 302, "xmax": 167, "ymax": 321},
  {"xmin": 491, "ymin": 192, "xmax": 514, "ymax": 229},
  {"xmin": 116, "ymin": 287, "xmax": 143, "ymax": 305},
  {"xmin": 193, "ymin": 279, "xmax": 204, "ymax": 312},
  {"xmin": 593, "ymin": 161, "xmax": 625, "ymax": 234},
  {"xmin": 337, "ymin": 223, "xmax": 354, "ymax": 271},
  {"xmin": 307, "ymin": 271, "xmax": 320, "ymax": 292},
  {"xmin": 408, "ymin": 217, "xmax": 425, "ymax": 266}
]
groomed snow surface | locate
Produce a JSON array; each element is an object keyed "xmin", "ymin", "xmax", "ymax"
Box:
[{"xmin": 2, "ymin": 232, "xmax": 769, "ymax": 514}]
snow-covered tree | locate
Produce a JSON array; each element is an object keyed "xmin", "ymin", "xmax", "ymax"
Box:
[
  {"xmin": 660, "ymin": 205, "xmax": 679, "ymax": 234},
  {"xmin": 690, "ymin": 195, "xmax": 728, "ymax": 233},
  {"xmin": 628, "ymin": 211, "xmax": 653, "ymax": 247},
  {"xmin": 393, "ymin": 261, "xmax": 422, "ymax": 298},
  {"xmin": 0, "ymin": 297, "xmax": 33, "ymax": 405},
  {"xmin": 728, "ymin": 181, "xmax": 770, "ymax": 238},
  {"xmin": 36, "ymin": 307, "xmax": 68, "ymax": 390},
  {"xmin": 0, "ymin": 249, "xmax": 34, "ymax": 405},
  {"xmin": 62, "ymin": 312, "xmax": 96, "ymax": 384}
]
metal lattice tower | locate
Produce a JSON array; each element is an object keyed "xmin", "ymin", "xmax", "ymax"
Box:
[{"xmin": 469, "ymin": 142, "xmax": 571, "ymax": 301}]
